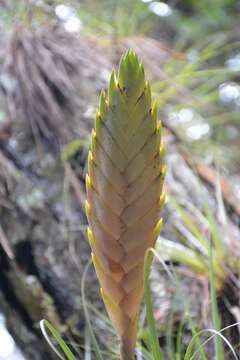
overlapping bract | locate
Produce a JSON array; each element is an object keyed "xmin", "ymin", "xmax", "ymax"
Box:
[{"xmin": 86, "ymin": 50, "xmax": 166, "ymax": 359}]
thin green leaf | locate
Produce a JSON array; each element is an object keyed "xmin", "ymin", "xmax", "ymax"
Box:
[
  {"xmin": 157, "ymin": 238, "xmax": 207, "ymax": 273},
  {"xmin": 144, "ymin": 248, "xmax": 163, "ymax": 360},
  {"xmin": 184, "ymin": 327, "xmax": 239, "ymax": 360},
  {"xmin": 81, "ymin": 259, "xmax": 104, "ymax": 360},
  {"xmin": 40, "ymin": 319, "xmax": 76, "ymax": 360},
  {"xmin": 204, "ymin": 203, "xmax": 225, "ymax": 259},
  {"xmin": 176, "ymin": 318, "xmax": 185, "ymax": 360},
  {"xmin": 209, "ymin": 245, "xmax": 224, "ymax": 360},
  {"xmin": 171, "ymin": 197, "xmax": 209, "ymax": 251}
]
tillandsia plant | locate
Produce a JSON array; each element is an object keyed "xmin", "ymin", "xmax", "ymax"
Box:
[{"xmin": 85, "ymin": 50, "xmax": 166, "ymax": 359}]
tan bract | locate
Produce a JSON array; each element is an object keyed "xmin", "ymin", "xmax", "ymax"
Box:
[{"xmin": 86, "ymin": 50, "xmax": 165, "ymax": 359}]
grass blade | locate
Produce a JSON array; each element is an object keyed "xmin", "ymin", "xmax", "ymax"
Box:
[
  {"xmin": 143, "ymin": 248, "xmax": 163, "ymax": 360},
  {"xmin": 204, "ymin": 203, "xmax": 225, "ymax": 259},
  {"xmin": 176, "ymin": 318, "xmax": 185, "ymax": 360},
  {"xmin": 209, "ymin": 245, "xmax": 224, "ymax": 360},
  {"xmin": 157, "ymin": 238, "xmax": 207, "ymax": 273},
  {"xmin": 81, "ymin": 259, "xmax": 104, "ymax": 360},
  {"xmin": 40, "ymin": 319, "xmax": 76, "ymax": 360},
  {"xmin": 184, "ymin": 327, "xmax": 239, "ymax": 360}
]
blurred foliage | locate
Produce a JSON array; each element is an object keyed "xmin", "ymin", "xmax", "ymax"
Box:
[
  {"xmin": 151, "ymin": 34, "xmax": 240, "ymax": 172},
  {"xmin": 0, "ymin": 0, "xmax": 239, "ymax": 39},
  {"xmin": 158, "ymin": 196, "xmax": 236, "ymax": 292},
  {"xmin": 176, "ymin": 0, "xmax": 240, "ymax": 40},
  {"xmin": 75, "ymin": 0, "xmax": 156, "ymax": 36},
  {"xmin": 0, "ymin": 0, "xmax": 52, "ymax": 32},
  {"xmin": 76, "ymin": 0, "xmax": 240, "ymax": 41}
]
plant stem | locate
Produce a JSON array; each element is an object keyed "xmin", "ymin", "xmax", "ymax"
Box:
[{"xmin": 120, "ymin": 341, "xmax": 135, "ymax": 360}]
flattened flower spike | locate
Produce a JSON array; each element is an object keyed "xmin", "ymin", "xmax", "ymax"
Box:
[{"xmin": 86, "ymin": 49, "xmax": 166, "ymax": 359}]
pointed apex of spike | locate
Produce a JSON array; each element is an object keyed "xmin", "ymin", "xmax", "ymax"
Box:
[
  {"xmin": 126, "ymin": 48, "xmax": 139, "ymax": 64},
  {"xmin": 128, "ymin": 49, "xmax": 137, "ymax": 64},
  {"xmin": 118, "ymin": 49, "xmax": 145, "ymax": 103},
  {"xmin": 126, "ymin": 48, "xmax": 134, "ymax": 57},
  {"xmin": 118, "ymin": 49, "xmax": 141, "ymax": 76}
]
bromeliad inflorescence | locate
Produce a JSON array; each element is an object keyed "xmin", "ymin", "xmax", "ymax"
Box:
[{"xmin": 85, "ymin": 50, "xmax": 166, "ymax": 359}]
